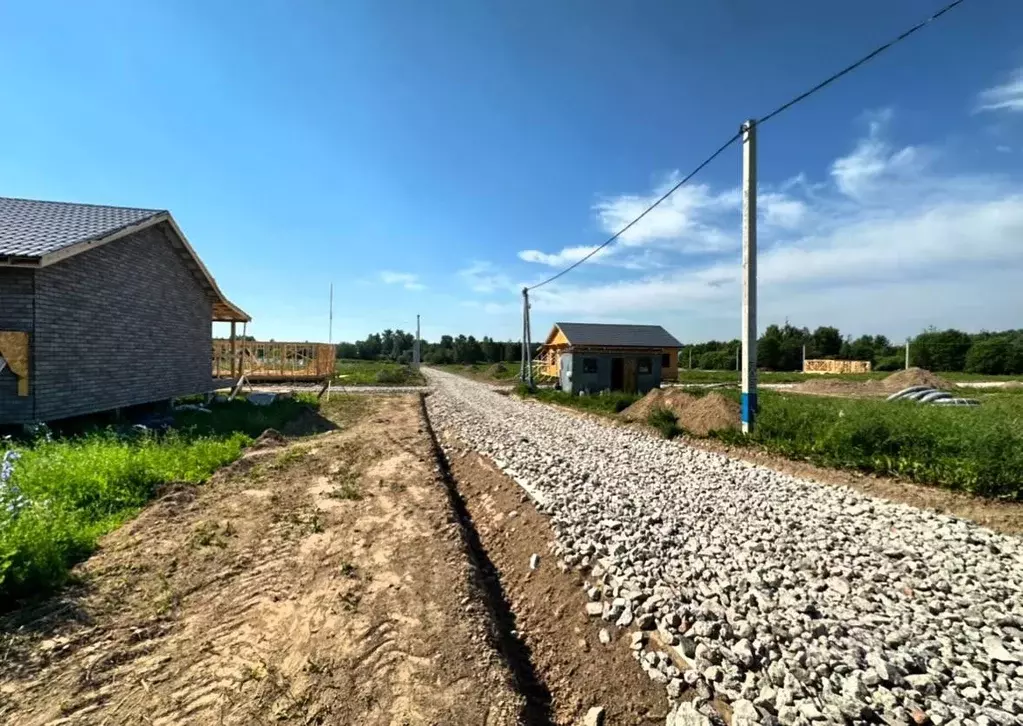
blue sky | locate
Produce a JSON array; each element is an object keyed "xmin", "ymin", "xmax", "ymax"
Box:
[{"xmin": 1, "ymin": 0, "xmax": 1021, "ymax": 345}]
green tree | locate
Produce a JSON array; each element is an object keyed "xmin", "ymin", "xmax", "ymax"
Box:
[
  {"xmin": 810, "ymin": 326, "xmax": 843, "ymax": 358},
  {"xmin": 911, "ymin": 329, "xmax": 972, "ymax": 372}
]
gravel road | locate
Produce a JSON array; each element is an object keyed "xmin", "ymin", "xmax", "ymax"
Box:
[{"xmin": 424, "ymin": 368, "xmax": 1023, "ymax": 726}]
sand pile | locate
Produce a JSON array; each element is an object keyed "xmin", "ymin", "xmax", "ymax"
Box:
[
  {"xmin": 881, "ymin": 367, "xmax": 952, "ymax": 391},
  {"xmin": 790, "ymin": 367, "xmax": 953, "ymax": 398},
  {"xmin": 621, "ymin": 389, "xmax": 740, "ymax": 436}
]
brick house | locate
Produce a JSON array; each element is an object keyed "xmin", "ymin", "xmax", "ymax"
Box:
[{"xmin": 0, "ymin": 197, "xmax": 249, "ymax": 424}]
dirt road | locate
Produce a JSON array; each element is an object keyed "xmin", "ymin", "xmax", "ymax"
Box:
[
  {"xmin": 1, "ymin": 393, "xmax": 673, "ymax": 725},
  {"xmin": 1, "ymin": 396, "xmax": 523, "ymax": 725}
]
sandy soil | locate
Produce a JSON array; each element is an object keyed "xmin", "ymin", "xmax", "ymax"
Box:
[{"xmin": 0, "ymin": 396, "xmax": 523, "ymax": 725}]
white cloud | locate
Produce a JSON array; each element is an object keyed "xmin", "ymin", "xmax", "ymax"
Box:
[
  {"xmin": 593, "ymin": 178, "xmax": 737, "ymax": 251},
  {"xmin": 504, "ymin": 110, "xmax": 1023, "ymax": 339},
  {"xmin": 975, "ymin": 68, "xmax": 1023, "ymax": 113},
  {"xmin": 829, "ymin": 110, "xmax": 927, "ymax": 199},
  {"xmin": 458, "ymin": 261, "xmax": 513, "ymax": 293},
  {"xmin": 379, "ymin": 270, "xmax": 425, "ymax": 291},
  {"xmin": 518, "ymin": 245, "xmax": 606, "ymax": 268}
]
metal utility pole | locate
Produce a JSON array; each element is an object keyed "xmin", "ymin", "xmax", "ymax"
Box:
[
  {"xmin": 520, "ymin": 288, "xmax": 534, "ymax": 387},
  {"xmin": 414, "ymin": 314, "xmax": 421, "ymax": 369},
  {"xmin": 328, "ymin": 283, "xmax": 334, "ymax": 345},
  {"xmin": 741, "ymin": 119, "xmax": 758, "ymax": 434}
]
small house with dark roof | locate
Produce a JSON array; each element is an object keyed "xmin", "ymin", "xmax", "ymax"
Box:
[
  {"xmin": 537, "ymin": 322, "xmax": 682, "ymax": 394},
  {"xmin": 0, "ymin": 196, "xmax": 249, "ymax": 424}
]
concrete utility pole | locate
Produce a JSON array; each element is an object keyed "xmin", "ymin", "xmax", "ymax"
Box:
[
  {"xmin": 741, "ymin": 119, "xmax": 758, "ymax": 434},
  {"xmin": 905, "ymin": 338, "xmax": 910, "ymax": 370},
  {"xmin": 414, "ymin": 314, "xmax": 421, "ymax": 369}
]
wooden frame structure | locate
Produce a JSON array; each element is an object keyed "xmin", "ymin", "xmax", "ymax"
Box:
[
  {"xmin": 803, "ymin": 359, "xmax": 872, "ymax": 374},
  {"xmin": 213, "ymin": 338, "xmax": 336, "ymax": 382}
]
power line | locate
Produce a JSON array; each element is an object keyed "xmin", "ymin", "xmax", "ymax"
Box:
[
  {"xmin": 757, "ymin": 0, "xmax": 967, "ymax": 127},
  {"xmin": 527, "ymin": 131, "xmax": 742, "ymax": 291},
  {"xmin": 525, "ymin": 0, "xmax": 968, "ymax": 291}
]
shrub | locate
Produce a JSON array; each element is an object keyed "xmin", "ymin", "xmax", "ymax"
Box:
[{"xmin": 374, "ymin": 367, "xmax": 408, "ymax": 384}]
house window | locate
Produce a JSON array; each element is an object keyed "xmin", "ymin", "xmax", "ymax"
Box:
[
  {"xmin": 661, "ymin": 353, "xmax": 671, "ymax": 368},
  {"xmin": 582, "ymin": 358, "xmax": 598, "ymax": 374},
  {"xmin": 638, "ymin": 357, "xmax": 652, "ymax": 374}
]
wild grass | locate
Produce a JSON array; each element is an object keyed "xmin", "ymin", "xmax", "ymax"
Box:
[
  {"xmin": 676, "ymin": 369, "xmax": 1023, "ymax": 385},
  {"xmin": 516, "ymin": 385, "xmax": 640, "ymax": 416},
  {"xmin": 0, "ymin": 397, "xmax": 316, "ymax": 604},
  {"xmin": 334, "ymin": 359, "xmax": 425, "ymax": 386},
  {"xmin": 715, "ymin": 391, "xmax": 1023, "ymax": 499},
  {"xmin": 436, "ymin": 362, "xmax": 520, "ymax": 382},
  {"xmin": 647, "ymin": 407, "xmax": 681, "ymax": 439}
]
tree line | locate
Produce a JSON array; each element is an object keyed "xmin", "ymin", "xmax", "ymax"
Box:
[
  {"xmin": 336, "ymin": 330, "xmax": 537, "ymax": 366},
  {"xmin": 688, "ymin": 325, "xmax": 1023, "ymax": 374},
  {"xmin": 337, "ymin": 326, "xmax": 1023, "ymax": 375}
]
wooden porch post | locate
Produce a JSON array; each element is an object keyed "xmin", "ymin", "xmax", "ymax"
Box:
[{"xmin": 230, "ymin": 321, "xmax": 237, "ymax": 379}]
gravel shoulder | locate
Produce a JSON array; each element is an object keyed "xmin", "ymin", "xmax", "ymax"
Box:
[{"xmin": 425, "ymin": 369, "xmax": 1023, "ymax": 726}]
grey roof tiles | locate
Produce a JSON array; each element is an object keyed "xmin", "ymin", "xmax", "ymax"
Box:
[{"xmin": 0, "ymin": 197, "xmax": 164, "ymax": 258}]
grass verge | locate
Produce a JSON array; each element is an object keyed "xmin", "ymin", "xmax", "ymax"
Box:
[
  {"xmin": 0, "ymin": 396, "xmax": 315, "ymax": 604},
  {"xmin": 335, "ymin": 359, "xmax": 425, "ymax": 386},
  {"xmin": 714, "ymin": 391, "xmax": 1023, "ymax": 499},
  {"xmin": 516, "ymin": 385, "xmax": 640, "ymax": 416}
]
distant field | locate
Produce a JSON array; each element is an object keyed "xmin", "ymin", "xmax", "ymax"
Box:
[
  {"xmin": 335, "ymin": 359, "xmax": 425, "ymax": 386},
  {"xmin": 677, "ymin": 369, "xmax": 1023, "ymax": 385},
  {"xmin": 435, "ymin": 362, "xmax": 520, "ymax": 382}
]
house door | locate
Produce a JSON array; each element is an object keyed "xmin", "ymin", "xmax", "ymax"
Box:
[
  {"xmin": 623, "ymin": 358, "xmax": 638, "ymax": 394},
  {"xmin": 611, "ymin": 358, "xmax": 624, "ymax": 390}
]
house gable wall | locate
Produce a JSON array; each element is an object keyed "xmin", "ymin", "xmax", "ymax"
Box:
[{"xmin": 32, "ymin": 224, "xmax": 213, "ymax": 421}]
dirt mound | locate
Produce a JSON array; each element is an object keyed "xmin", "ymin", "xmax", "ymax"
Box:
[
  {"xmin": 621, "ymin": 389, "xmax": 740, "ymax": 436},
  {"xmin": 487, "ymin": 362, "xmax": 509, "ymax": 376},
  {"xmin": 251, "ymin": 428, "xmax": 287, "ymax": 449},
  {"xmin": 791, "ymin": 378, "xmax": 887, "ymax": 397},
  {"xmin": 620, "ymin": 388, "xmax": 691, "ymax": 421},
  {"xmin": 881, "ymin": 367, "xmax": 952, "ymax": 391}
]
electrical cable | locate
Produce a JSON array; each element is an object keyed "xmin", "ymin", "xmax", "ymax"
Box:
[{"xmin": 524, "ymin": 0, "xmax": 968, "ymax": 291}]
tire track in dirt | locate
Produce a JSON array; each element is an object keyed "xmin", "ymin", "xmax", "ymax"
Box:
[{"xmin": 1, "ymin": 396, "xmax": 524, "ymax": 725}]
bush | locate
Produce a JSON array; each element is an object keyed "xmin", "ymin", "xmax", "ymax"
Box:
[
  {"xmin": 374, "ymin": 367, "xmax": 409, "ymax": 384},
  {"xmin": 647, "ymin": 407, "xmax": 680, "ymax": 439}
]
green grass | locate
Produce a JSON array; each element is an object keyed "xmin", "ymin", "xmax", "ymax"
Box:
[
  {"xmin": 517, "ymin": 385, "xmax": 640, "ymax": 416},
  {"xmin": 0, "ymin": 397, "xmax": 315, "ymax": 604},
  {"xmin": 647, "ymin": 407, "xmax": 681, "ymax": 439},
  {"xmin": 676, "ymin": 369, "xmax": 1023, "ymax": 385},
  {"xmin": 334, "ymin": 359, "xmax": 425, "ymax": 386},
  {"xmin": 715, "ymin": 391, "xmax": 1023, "ymax": 499},
  {"xmin": 436, "ymin": 362, "xmax": 520, "ymax": 381}
]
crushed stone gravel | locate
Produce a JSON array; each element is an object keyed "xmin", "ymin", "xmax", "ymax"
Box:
[{"xmin": 423, "ymin": 369, "xmax": 1023, "ymax": 726}]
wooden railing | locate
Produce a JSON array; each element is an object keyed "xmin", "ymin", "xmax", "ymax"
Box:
[{"xmin": 213, "ymin": 340, "xmax": 336, "ymax": 381}]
